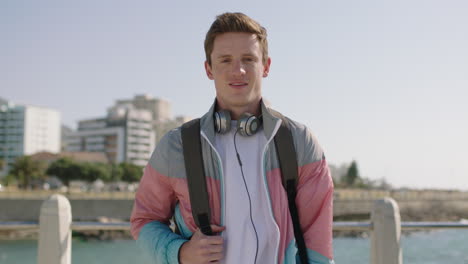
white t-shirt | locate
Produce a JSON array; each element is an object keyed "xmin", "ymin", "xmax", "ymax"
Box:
[{"xmin": 214, "ymin": 121, "xmax": 280, "ymax": 264}]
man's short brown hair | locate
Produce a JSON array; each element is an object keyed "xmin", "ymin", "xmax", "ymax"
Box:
[{"xmin": 204, "ymin": 12, "xmax": 269, "ymax": 66}]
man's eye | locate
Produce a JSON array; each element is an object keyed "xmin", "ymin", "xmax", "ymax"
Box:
[{"xmin": 244, "ymin": 57, "xmax": 254, "ymax": 62}]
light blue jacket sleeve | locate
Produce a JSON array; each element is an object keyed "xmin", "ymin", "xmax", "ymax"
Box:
[
  {"xmin": 285, "ymin": 240, "xmax": 335, "ymax": 264},
  {"xmin": 305, "ymin": 249, "xmax": 335, "ymax": 264},
  {"xmin": 137, "ymin": 221, "xmax": 188, "ymax": 264}
]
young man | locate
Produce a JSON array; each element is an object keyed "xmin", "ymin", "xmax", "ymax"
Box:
[{"xmin": 130, "ymin": 12, "xmax": 335, "ymax": 264}]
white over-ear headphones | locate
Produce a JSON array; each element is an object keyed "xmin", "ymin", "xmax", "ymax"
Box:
[{"xmin": 214, "ymin": 110, "xmax": 262, "ymax": 136}]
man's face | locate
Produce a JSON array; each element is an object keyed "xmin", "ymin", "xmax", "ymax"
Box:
[{"xmin": 205, "ymin": 32, "xmax": 271, "ymax": 112}]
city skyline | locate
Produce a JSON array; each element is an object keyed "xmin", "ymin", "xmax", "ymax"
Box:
[{"xmin": 2, "ymin": 1, "xmax": 467, "ymax": 190}]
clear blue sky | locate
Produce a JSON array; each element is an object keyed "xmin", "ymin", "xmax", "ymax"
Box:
[{"xmin": 1, "ymin": 0, "xmax": 467, "ymax": 190}]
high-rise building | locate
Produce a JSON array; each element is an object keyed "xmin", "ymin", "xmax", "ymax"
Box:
[
  {"xmin": 0, "ymin": 98, "xmax": 61, "ymax": 176},
  {"xmin": 113, "ymin": 94, "xmax": 172, "ymax": 122},
  {"xmin": 60, "ymin": 125, "xmax": 73, "ymax": 152},
  {"xmin": 66, "ymin": 105, "xmax": 154, "ymax": 166},
  {"xmin": 111, "ymin": 94, "xmax": 192, "ymax": 144}
]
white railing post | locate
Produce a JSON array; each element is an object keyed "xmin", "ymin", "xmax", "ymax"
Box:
[
  {"xmin": 371, "ymin": 197, "xmax": 402, "ymax": 264},
  {"xmin": 37, "ymin": 194, "xmax": 72, "ymax": 264}
]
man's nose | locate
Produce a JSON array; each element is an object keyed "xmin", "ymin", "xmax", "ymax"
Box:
[{"xmin": 231, "ymin": 61, "xmax": 246, "ymax": 76}]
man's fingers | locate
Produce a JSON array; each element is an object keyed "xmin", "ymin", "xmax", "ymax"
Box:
[
  {"xmin": 180, "ymin": 227, "xmax": 225, "ymax": 264},
  {"xmin": 193, "ymin": 225, "xmax": 225, "ymax": 239},
  {"xmin": 206, "ymin": 236, "xmax": 224, "ymax": 245},
  {"xmin": 207, "ymin": 243, "xmax": 223, "ymax": 253},
  {"xmin": 208, "ymin": 252, "xmax": 224, "ymax": 262},
  {"xmin": 192, "ymin": 231, "xmax": 224, "ymax": 244}
]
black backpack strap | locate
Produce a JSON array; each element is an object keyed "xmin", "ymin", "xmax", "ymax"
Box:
[
  {"xmin": 181, "ymin": 118, "xmax": 213, "ymax": 236},
  {"xmin": 274, "ymin": 116, "xmax": 309, "ymax": 264}
]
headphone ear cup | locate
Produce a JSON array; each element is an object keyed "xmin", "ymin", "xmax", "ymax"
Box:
[
  {"xmin": 214, "ymin": 110, "xmax": 231, "ymax": 134},
  {"xmin": 238, "ymin": 113, "xmax": 260, "ymax": 136}
]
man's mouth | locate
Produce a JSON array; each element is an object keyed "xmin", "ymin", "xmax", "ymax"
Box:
[{"xmin": 229, "ymin": 82, "xmax": 248, "ymax": 88}]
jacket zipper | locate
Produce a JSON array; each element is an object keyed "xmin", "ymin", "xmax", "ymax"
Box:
[
  {"xmin": 260, "ymin": 119, "xmax": 282, "ymax": 264},
  {"xmin": 201, "ymin": 131, "xmax": 226, "ymax": 227}
]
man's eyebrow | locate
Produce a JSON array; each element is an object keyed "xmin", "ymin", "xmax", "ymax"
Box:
[
  {"xmin": 242, "ymin": 53, "xmax": 259, "ymax": 59},
  {"xmin": 216, "ymin": 55, "xmax": 231, "ymax": 59}
]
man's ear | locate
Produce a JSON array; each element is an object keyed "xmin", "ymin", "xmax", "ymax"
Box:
[
  {"xmin": 263, "ymin": 57, "xmax": 271, "ymax": 78},
  {"xmin": 205, "ymin": 61, "xmax": 214, "ymax": 80}
]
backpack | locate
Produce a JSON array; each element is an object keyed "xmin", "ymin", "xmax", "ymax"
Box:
[{"xmin": 181, "ymin": 113, "xmax": 309, "ymax": 263}]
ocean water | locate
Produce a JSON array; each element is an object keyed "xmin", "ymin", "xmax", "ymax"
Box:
[{"xmin": 1, "ymin": 229, "xmax": 467, "ymax": 263}]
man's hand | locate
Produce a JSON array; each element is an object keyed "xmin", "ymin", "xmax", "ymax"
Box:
[{"xmin": 179, "ymin": 225, "xmax": 226, "ymax": 264}]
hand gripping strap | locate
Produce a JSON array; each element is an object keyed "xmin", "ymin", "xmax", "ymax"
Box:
[
  {"xmin": 181, "ymin": 118, "xmax": 213, "ymax": 235},
  {"xmin": 274, "ymin": 116, "xmax": 309, "ymax": 264}
]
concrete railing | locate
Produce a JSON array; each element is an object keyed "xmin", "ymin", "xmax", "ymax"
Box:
[
  {"xmin": 370, "ymin": 198, "xmax": 402, "ymax": 264},
  {"xmin": 37, "ymin": 194, "xmax": 72, "ymax": 264},
  {"xmin": 2, "ymin": 195, "xmax": 468, "ymax": 264}
]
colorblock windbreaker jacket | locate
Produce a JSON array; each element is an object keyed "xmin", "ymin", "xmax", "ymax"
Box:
[{"xmin": 130, "ymin": 101, "xmax": 335, "ymax": 264}]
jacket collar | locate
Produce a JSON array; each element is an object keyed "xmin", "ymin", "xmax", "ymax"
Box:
[{"xmin": 200, "ymin": 99, "xmax": 282, "ymax": 143}]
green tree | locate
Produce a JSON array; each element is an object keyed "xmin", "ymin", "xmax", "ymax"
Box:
[
  {"xmin": 342, "ymin": 160, "xmax": 360, "ymax": 187},
  {"xmin": 3, "ymin": 174, "xmax": 17, "ymax": 186},
  {"xmin": 47, "ymin": 158, "xmax": 113, "ymax": 185},
  {"xmin": 81, "ymin": 162, "xmax": 112, "ymax": 182},
  {"xmin": 9, "ymin": 155, "xmax": 47, "ymax": 188},
  {"xmin": 110, "ymin": 163, "xmax": 123, "ymax": 182},
  {"xmin": 46, "ymin": 158, "xmax": 80, "ymax": 186},
  {"xmin": 118, "ymin": 162, "xmax": 143, "ymax": 182}
]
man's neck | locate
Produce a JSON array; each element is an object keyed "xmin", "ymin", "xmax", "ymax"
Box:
[{"xmin": 230, "ymin": 105, "xmax": 261, "ymax": 120}]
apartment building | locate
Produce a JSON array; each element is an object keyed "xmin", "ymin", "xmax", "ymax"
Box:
[
  {"xmin": 0, "ymin": 98, "xmax": 61, "ymax": 176},
  {"xmin": 111, "ymin": 94, "xmax": 192, "ymax": 144},
  {"xmin": 66, "ymin": 105, "xmax": 154, "ymax": 166},
  {"xmin": 113, "ymin": 94, "xmax": 172, "ymax": 122}
]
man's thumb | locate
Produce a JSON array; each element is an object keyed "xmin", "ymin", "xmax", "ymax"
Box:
[{"xmin": 210, "ymin": 224, "xmax": 226, "ymax": 233}]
